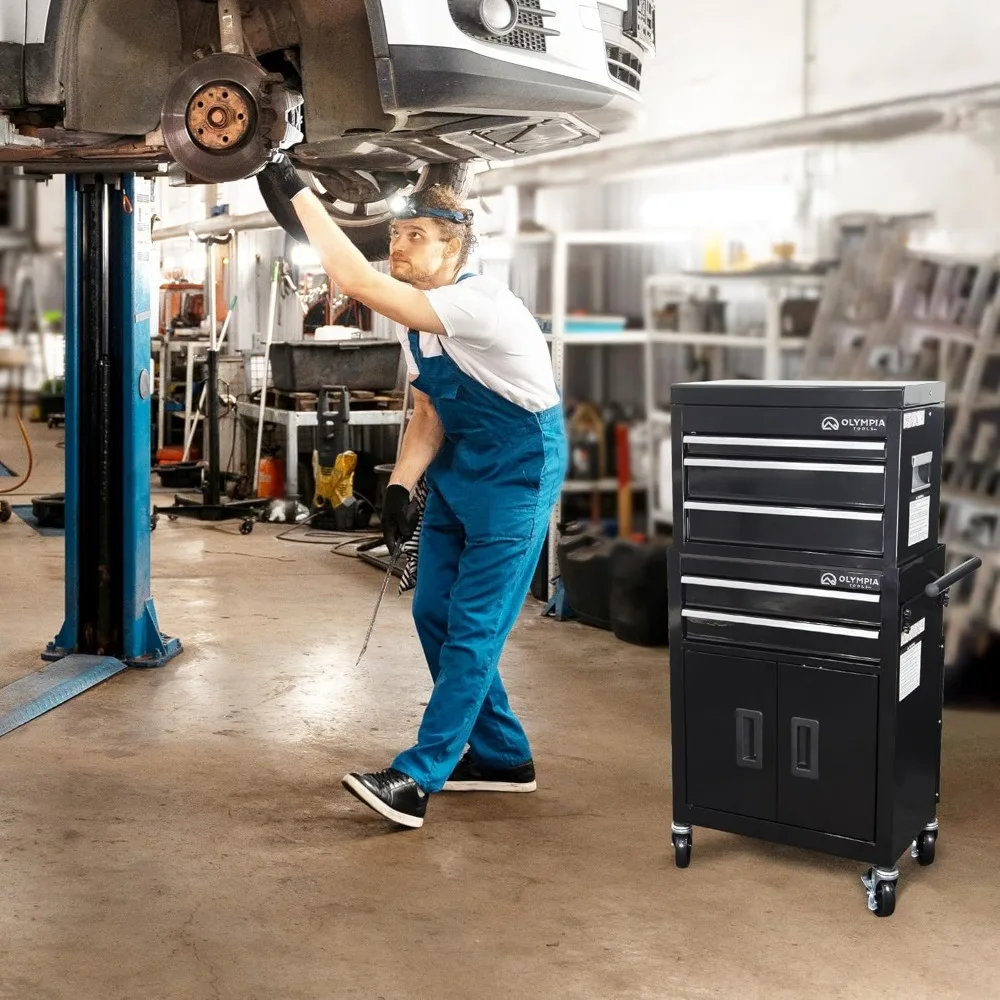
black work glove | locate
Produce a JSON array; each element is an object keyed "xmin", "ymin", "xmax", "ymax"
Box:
[
  {"xmin": 382, "ymin": 484, "xmax": 420, "ymax": 554},
  {"xmin": 257, "ymin": 152, "xmax": 309, "ymax": 244}
]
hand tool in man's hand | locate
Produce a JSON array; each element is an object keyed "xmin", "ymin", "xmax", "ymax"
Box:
[{"xmin": 355, "ymin": 542, "xmax": 404, "ymax": 668}]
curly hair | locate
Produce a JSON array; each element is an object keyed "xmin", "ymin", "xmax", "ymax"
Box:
[{"xmin": 413, "ymin": 184, "xmax": 479, "ymax": 270}]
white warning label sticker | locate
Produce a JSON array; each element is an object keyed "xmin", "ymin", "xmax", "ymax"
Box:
[
  {"xmin": 904, "ymin": 410, "xmax": 926, "ymax": 429},
  {"xmin": 908, "ymin": 494, "xmax": 931, "ymax": 547},
  {"xmin": 901, "ymin": 617, "xmax": 925, "ymax": 647},
  {"xmin": 899, "ymin": 641, "xmax": 922, "ymax": 701}
]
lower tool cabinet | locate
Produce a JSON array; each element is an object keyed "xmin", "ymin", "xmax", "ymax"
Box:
[{"xmin": 682, "ymin": 649, "xmax": 878, "ymax": 842}]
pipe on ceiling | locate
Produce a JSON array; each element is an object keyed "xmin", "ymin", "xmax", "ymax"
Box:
[{"xmin": 473, "ymin": 83, "xmax": 1000, "ymax": 195}]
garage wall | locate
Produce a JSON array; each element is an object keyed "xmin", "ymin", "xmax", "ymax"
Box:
[{"xmin": 630, "ymin": 0, "xmax": 1000, "ymax": 143}]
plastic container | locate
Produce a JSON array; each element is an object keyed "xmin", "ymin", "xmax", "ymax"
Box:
[
  {"xmin": 257, "ymin": 457, "xmax": 285, "ymax": 499},
  {"xmin": 269, "ymin": 340, "xmax": 402, "ymax": 393},
  {"xmin": 156, "ymin": 462, "xmax": 203, "ymax": 489},
  {"xmin": 558, "ymin": 530, "xmax": 615, "ymax": 630},
  {"xmin": 610, "ymin": 541, "xmax": 669, "ymax": 647}
]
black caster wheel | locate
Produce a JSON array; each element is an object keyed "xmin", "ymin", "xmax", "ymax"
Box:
[
  {"xmin": 672, "ymin": 833, "xmax": 691, "ymax": 869},
  {"xmin": 150, "ymin": 514, "xmax": 159, "ymax": 532},
  {"xmin": 915, "ymin": 830, "xmax": 936, "ymax": 867},
  {"xmin": 0, "ymin": 502, "xmax": 11, "ymax": 523},
  {"xmin": 874, "ymin": 880, "xmax": 896, "ymax": 917},
  {"xmin": 239, "ymin": 519, "xmax": 254, "ymax": 535}
]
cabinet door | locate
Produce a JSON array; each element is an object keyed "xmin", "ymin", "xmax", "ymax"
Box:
[
  {"xmin": 777, "ymin": 663, "xmax": 878, "ymax": 842},
  {"xmin": 684, "ymin": 650, "xmax": 776, "ymax": 821}
]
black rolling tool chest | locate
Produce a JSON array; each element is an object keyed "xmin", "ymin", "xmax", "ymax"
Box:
[{"xmin": 666, "ymin": 380, "xmax": 981, "ymax": 917}]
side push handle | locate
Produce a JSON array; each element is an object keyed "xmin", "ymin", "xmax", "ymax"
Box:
[
  {"xmin": 735, "ymin": 708, "xmax": 763, "ymax": 770},
  {"xmin": 925, "ymin": 557, "xmax": 982, "ymax": 599}
]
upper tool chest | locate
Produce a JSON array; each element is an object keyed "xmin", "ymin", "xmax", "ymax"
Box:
[{"xmin": 670, "ymin": 380, "xmax": 945, "ymax": 565}]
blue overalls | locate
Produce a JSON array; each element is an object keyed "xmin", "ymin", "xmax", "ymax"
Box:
[{"xmin": 391, "ymin": 291, "xmax": 567, "ymax": 793}]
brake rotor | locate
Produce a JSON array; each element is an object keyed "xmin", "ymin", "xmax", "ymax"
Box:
[{"xmin": 161, "ymin": 53, "xmax": 289, "ymax": 183}]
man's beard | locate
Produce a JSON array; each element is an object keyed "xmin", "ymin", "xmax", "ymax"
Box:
[{"xmin": 391, "ymin": 260, "xmax": 433, "ymax": 287}]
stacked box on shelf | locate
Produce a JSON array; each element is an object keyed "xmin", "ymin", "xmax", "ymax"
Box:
[{"xmin": 665, "ymin": 380, "xmax": 980, "ymax": 918}]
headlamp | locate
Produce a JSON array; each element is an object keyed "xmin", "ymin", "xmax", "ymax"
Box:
[{"xmin": 391, "ymin": 195, "xmax": 474, "ymax": 226}]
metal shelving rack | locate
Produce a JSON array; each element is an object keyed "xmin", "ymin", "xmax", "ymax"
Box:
[
  {"xmin": 641, "ymin": 271, "xmax": 827, "ymax": 535},
  {"xmin": 547, "ymin": 231, "xmax": 688, "ymax": 597},
  {"xmin": 487, "ymin": 228, "xmax": 828, "ymax": 597}
]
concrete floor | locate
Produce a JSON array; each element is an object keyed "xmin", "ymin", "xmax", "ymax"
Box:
[{"xmin": 1, "ymin": 417, "xmax": 999, "ymax": 1000}]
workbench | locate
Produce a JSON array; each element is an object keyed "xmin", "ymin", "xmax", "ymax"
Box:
[{"xmin": 235, "ymin": 401, "xmax": 406, "ymax": 498}]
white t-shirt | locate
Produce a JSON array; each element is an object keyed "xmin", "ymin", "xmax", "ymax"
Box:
[{"xmin": 396, "ymin": 274, "xmax": 560, "ymax": 412}]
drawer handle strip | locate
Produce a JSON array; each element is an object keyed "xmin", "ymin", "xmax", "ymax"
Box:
[
  {"xmin": 681, "ymin": 575, "xmax": 881, "ymax": 603},
  {"xmin": 683, "ymin": 435, "xmax": 885, "ymax": 452},
  {"xmin": 684, "ymin": 501, "xmax": 883, "ymax": 522},
  {"xmin": 684, "ymin": 458, "xmax": 885, "ymax": 474},
  {"xmin": 681, "ymin": 608, "xmax": 880, "ymax": 639}
]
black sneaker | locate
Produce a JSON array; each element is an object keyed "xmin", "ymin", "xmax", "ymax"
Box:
[
  {"xmin": 342, "ymin": 768, "xmax": 428, "ymax": 828},
  {"xmin": 442, "ymin": 753, "xmax": 537, "ymax": 793}
]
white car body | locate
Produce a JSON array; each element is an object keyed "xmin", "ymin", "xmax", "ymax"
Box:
[{"xmin": 0, "ymin": 1, "xmax": 653, "ymax": 253}]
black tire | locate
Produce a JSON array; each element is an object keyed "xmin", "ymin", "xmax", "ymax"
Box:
[
  {"xmin": 150, "ymin": 514, "xmax": 159, "ymax": 532},
  {"xmin": 240, "ymin": 519, "xmax": 254, "ymax": 535},
  {"xmin": 306, "ymin": 162, "xmax": 474, "ymax": 261},
  {"xmin": 874, "ymin": 880, "xmax": 896, "ymax": 917},
  {"xmin": 673, "ymin": 834, "xmax": 691, "ymax": 869},
  {"xmin": 916, "ymin": 830, "xmax": 936, "ymax": 867},
  {"xmin": 0, "ymin": 501, "xmax": 11, "ymax": 523}
]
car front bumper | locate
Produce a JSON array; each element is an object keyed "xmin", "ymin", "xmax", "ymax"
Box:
[{"xmin": 367, "ymin": 0, "xmax": 650, "ymax": 150}]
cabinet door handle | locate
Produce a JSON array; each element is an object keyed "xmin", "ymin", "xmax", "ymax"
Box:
[
  {"xmin": 735, "ymin": 708, "xmax": 763, "ymax": 770},
  {"xmin": 791, "ymin": 717, "xmax": 819, "ymax": 780}
]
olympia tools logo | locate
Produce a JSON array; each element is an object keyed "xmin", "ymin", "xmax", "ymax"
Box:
[
  {"xmin": 820, "ymin": 572, "xmax": 880, "ymax": 591},
  {"xmin": 821, "ymin": 415, "xmax": 887, "ymax": 432}
]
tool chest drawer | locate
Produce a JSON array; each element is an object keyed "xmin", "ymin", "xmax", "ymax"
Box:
[
  {"xmin": 682, "ymin": 433, "xmax": 886, "ymax": 466},
  {"xmin": 684, "ymin": 501, "xmax": 884, "ymax": 556},
  {"xmin": 680, "ymin": 573, "xmax": 881, "ymax": 626},
  {"xmin": 669, "ymin": 551, "xmax": 886, "ymax": 661},
  {"xmin": 684, "ymin": 456, "xmax": 886, "ymax": 508}
]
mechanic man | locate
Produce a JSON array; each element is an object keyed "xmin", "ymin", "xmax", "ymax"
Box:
[{"xmin": 259, "ymin": 157, "xmax": 567, "ymax": 829}]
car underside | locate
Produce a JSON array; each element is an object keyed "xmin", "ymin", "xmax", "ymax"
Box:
[{"xmin": 0, "ymin": 0, "xmax": 653, "ymax": 255}]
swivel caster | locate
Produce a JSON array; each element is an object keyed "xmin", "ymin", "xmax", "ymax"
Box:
[
  {"xmin": 0, "ymin": 501, "xmax": 11, "ymax": 523},
  {"xmin": 862, "ymin": 867, "xmax": 898, "ymax": 917},
  {"xmin": 911, "ymin": 827, "xmax": 937, "ymax": 867},
  {"xmin": 150, "ymin": 514, "xmax": 160, "ymax": 532},
  {"xmin": 239, "ymin": 519, "xmax": 254, "ymax": 535},
  {"xmin": 671, "ymin": 824, "xmax": 692, "ymax": 869}
]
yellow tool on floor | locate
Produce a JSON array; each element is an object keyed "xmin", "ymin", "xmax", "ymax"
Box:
[{"xmin": 313, "ymin": 448, "xmax": 357, "ymax": 511}]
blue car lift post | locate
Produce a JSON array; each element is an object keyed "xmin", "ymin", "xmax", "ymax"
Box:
[{"xmin": 0, "ymin": 174, "xmax": 182, "ymax": 740}]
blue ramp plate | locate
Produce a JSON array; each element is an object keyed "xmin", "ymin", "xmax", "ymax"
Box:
[{"xmin": 0, "ymin": 656, "xmax": 127, "ymax": 738}]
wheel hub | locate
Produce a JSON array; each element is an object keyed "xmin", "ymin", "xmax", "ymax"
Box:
[
  {"xmin": 161, "ymin": 53, "xmax": 303, "ymax": 184},
  {"xmin": 186, "ymin": 82, "xmax": 254, "ymax": 152}
]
